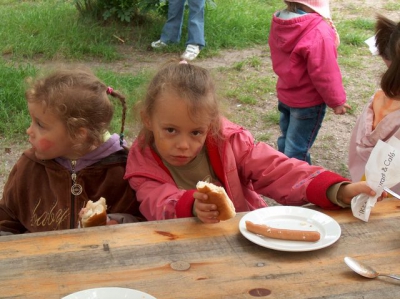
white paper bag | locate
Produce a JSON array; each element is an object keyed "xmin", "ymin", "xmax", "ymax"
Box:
[
  {"xmin": 364, "ymin": 35, "xmax": 379, "ymax": 55},
  {"xmin": 351, "ymin": 137, "xmax": 400, "ymax": 221}
]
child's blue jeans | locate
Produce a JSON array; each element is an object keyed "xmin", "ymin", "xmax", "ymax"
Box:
[
  {"xmin": 160, "ymin": 0, "xmax": 205, "ymax": 48},
  {"xmin": 277, "ymin": 101, "xmax": 326, "ymax": 164}
]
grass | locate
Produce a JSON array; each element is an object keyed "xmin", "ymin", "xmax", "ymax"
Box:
[
  {"xmin": 1, "ymin": 1, "xmax": 120, "ymax": 60},
  {"xmin": 0, "ymin": 0, "xmax": 280, "ymax": 139},
  {"xmin": 0, "ymin": 63, "xmax": 37, "ymax": 136},
  {"xmin": 94, "ymin": 67, "xmax": 150, "ymax": 136}
]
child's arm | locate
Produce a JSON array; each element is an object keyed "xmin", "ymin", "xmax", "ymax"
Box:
[
  {"xmin": 133, "ymin": 179, "xmax": 194, "ymax": 220},
  {"xmin": 0, "ymin": 203, "xmax": 26, "ymax": 235},
  {"xmin": 0, "ymin": 165, "xmax": 28, "ymax": 235}
]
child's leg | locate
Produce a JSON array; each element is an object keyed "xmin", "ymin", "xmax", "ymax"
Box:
[
  {"xmin": 186, "ymin": 0, "xmax": 205, "ymax": 48},
  {"xmin": 160, "ymin": 0, "xmax": 186, "ymax": 44},
  {"xmin": 277, "ymin": 101, "xmax": 290, "ymax": 154},
  {"xmin": 279, "ymin": 103, "xmax": 326, "ymax": 164}
]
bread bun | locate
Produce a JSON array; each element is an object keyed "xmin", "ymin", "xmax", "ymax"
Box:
[
  {"xmin": 79, "ymin": 197, "xmax": 107, "ymax": 228},
  {"xmin": 196, "ymin": 181, "xmax": 236, "ymax": 221}
]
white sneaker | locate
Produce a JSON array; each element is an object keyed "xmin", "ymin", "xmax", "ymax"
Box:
[
  {"xmin": 151, "ymin": 40, "xmax": 167, "ymax": 48},
  {"xmin": 181, "ymin": 44, "xmax": 200, "ymax": 61}
]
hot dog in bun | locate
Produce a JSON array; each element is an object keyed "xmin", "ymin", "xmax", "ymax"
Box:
[{"xmin": 196, "ymin": 181, "xmax": 236, "ymax": 221}]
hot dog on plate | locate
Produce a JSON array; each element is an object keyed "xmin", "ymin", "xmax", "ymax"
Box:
[{"xmin": 245, "ymin": 220, "xmax": 321, "ymax": 242}]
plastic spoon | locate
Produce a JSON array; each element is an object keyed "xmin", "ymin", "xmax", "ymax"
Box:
[{"xmin": 344, "ymin": 257, "xmax": 400, "ymax": 280}]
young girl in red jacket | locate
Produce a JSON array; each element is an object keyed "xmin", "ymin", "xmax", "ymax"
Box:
[
  {"xmin": 0, "ymin": 66, "xmax": 142, "ymax": 235},
  {"xmin": 125, "ymin": 60, "xmax": 380, "ymax": 223}
]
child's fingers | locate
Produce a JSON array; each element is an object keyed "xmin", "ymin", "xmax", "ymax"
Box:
[
  {"xmin": 197, "ymin": 211, "xmax": 220, "ymax": 224},
  {"xmin": 193, "ymin": 191, "xmax": 208, "ymax": 201},
  {"xmin": 195, "ymin": 200, "xmax": 217, "ymax": 211}
]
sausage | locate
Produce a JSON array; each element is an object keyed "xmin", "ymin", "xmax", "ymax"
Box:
[{"xmin": 245, "ymin": 220, "xmax": 321, "ymax": 242}]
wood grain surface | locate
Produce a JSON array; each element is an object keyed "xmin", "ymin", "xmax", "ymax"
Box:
[{"xmin": 1, "ymin": 199, "xmax": 399, "ymax": 299}]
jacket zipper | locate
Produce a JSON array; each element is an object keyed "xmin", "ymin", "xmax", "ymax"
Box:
[{"xmin": 70, "ymin": 160, "xmax": 83, "ymax": 228}]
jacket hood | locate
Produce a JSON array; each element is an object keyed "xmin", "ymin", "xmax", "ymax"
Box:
[{"xmin": 270, "ymin": 12, "xmax": 323, "ymax": 54}]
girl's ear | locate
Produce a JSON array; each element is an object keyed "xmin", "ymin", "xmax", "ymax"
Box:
[
  {"xmin": 141, "ymin": 111, "xmax": 153, "ymax": 131},
  {"xmin": 75, "ymin": 127, "xmax": 89, "ymax": 143}
]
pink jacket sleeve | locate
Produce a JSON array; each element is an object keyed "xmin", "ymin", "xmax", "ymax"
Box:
[{"xmin": 229, "ymin": 128, "xmax": 347, "ymax": 209}]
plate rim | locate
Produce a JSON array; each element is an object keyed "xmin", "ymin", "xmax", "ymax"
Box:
[
  {"xmin": 62, "ymin": 287, "xmax": 156, "ymax": 299},
  {"xmin": 239, "ymin": 206, "xmax": 341, "ymax": 252}
]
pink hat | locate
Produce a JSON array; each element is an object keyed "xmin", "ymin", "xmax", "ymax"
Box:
[
  {"xmin": 286, "ymin": 0, "xmax": 340, "ymax": 47},
  {"xmin": 285, "ymin": 0, "xmax": 331, "ymax": 19}
]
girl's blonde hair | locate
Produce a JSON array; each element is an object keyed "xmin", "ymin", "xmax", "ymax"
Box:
[
  {"xmin": 137, "ymin": 59, "xmax": 222, "ymax": 148},
  {"xmin": 25, "ymin": 65, "xmax": 128, "ymax": 151}
]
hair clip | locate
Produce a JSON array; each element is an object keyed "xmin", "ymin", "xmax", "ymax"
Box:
[
  {"xmin": 106, "ymin": 87, "xmax": 113, "ymax": 94},
  {"xmin": 179, "ymin": 60, "xmax": 188, "ymax": 65}
]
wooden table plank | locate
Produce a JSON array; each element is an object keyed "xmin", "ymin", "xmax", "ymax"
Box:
[{"xmin": 1, "ymin": 199, "xmax": 399, "ymax": 299}]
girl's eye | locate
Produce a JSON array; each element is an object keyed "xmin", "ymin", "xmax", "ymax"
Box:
[
  {"xmin": 166, "ymin": 128, "xmax": 175, "ymax": 134},
  {"xmin": 32, "ymin": 118, "xmax": 44, "ymax": 129},
  {"xmin": 36, "ymin": 121, "xmax": 44, "ymax": 128},
  {"xmin": 192, "ymin": 131, "xmax": 203, "ymax": 136}
]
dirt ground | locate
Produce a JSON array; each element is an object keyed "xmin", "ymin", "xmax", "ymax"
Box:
[{"xmin": 0, "ymin": 0, "xmax": 399, "ymax": 192}]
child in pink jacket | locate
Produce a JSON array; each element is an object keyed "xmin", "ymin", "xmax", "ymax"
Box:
[
  {"xmin": 268, "ymin": 0, "xmax": 350, "ymax": 164},
  {"xmin": 348, "ymin": 14, "xmax": 400, "ymax": 193},
  {"xmin": 125, "ymin": 60, "xmax": 378, "ymax": 223}
]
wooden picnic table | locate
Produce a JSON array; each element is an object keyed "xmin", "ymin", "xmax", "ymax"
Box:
[{"xmin": 0, "ymin": 199, "xmax": 399, "ymax": 298}]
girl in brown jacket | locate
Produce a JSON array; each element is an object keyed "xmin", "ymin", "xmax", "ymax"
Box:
[{"xmin": 0, "ymin": 66, "xmax": 142, "ymax": 235}]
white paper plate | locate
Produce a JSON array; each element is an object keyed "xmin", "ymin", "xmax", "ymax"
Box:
[
  {"xmin": 62, "ymin": 287, "xmax": 156, "ymax": 299},
  {"xmin": 239, "ymin": 206, "xmax": 341, "ymax": 252}
]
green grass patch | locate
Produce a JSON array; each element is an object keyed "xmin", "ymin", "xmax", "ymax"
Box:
[
  {"xmin": 263, "ymin": 110, "xmax": 280, "ymax": 125},
  {"xmin": 384, "ymin": 1, "xmax": 400, "ymax": 11},
  {"xmin": 94, "ymin": 68, "xmax": 150, "ymax": 137},
  {"xmin": 0, "ymin": 62, "xmax": 37, "ymax": 136},
  {"xmin": 1, "ymin": 0, "xmax": 281, "ymax": 60},
  {"xmin": 337, "ymin": 18, "xmax": 374, "ymax": 48},
  {"xmin": 0, "ymin": 62, "xmax": 149, "ymax": 139},
  {"xmin": 204, "ymin": 0, "xmax": 277, "ymax": 50},
  {"xmin": 0, "ymin": 1, "xmax": 163, "ymax": 60},
  {"xmin": 224, "ymin": 57, "xmax": 277, "ymax": 105}
]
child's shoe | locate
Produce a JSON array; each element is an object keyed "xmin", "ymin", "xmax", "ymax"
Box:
[
  {"xmin": 181, "ymin": 44, "xmax": 200, "ymax": 61},
  {"xmin": 151, "ymin": 40, "xmax": 167, "ymax": 48}
]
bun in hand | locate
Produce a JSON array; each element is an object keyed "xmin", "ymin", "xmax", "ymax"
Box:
[
  {"xmin": 196, "ymin": 181, "xmax": 236, "ymax": 221},
  {"xmin": 79, "ymin": 197, "xmax": 107, "ymax": 228}
]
